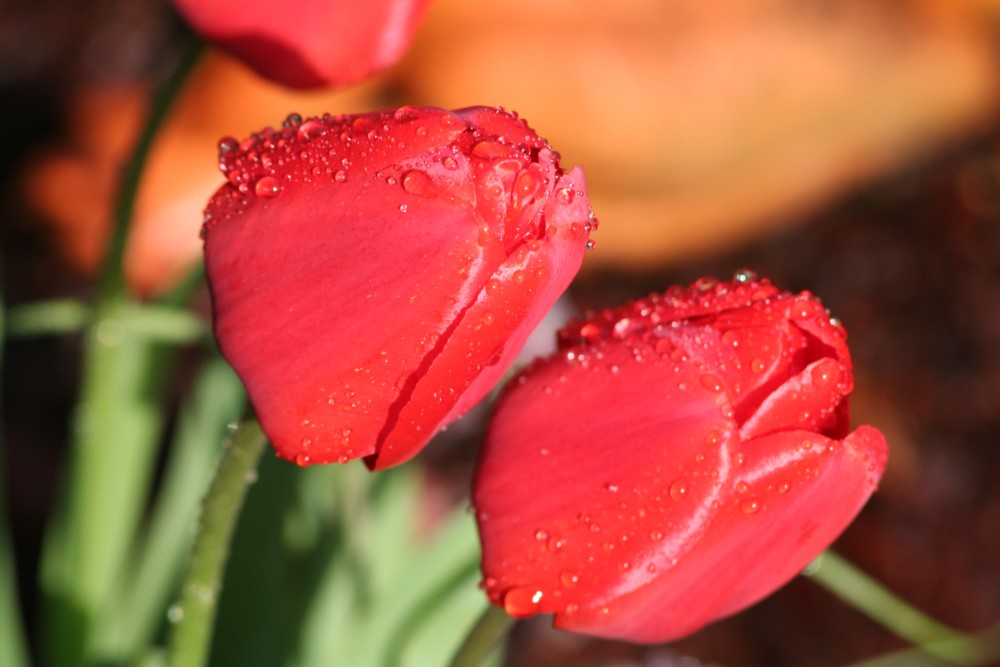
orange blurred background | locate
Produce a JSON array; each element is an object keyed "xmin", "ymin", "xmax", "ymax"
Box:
[{"xmin": 13, "ymin": 0, "xmax": 1000, "ymax": 295}]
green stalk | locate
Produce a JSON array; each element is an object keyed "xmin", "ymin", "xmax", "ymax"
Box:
[
  {"xmin": 447, "ymin": 605, "xmax": 513, "ymax": 667},
  {"xmin": 166, "ymin": 413, "xmax": 267, "ymax": 667},
  {"xmin": 38, "ymin": 36, "xmax": 204, "ymax": 667},
  {"xmin": 0, "ymin": 270, "xmax": 30, "ymax": 667},
  {"xmin": 5, "ymin": 299, "xmax": 208, "ymax": 344},
  {"xmin": 806, "ymin": 550, "xmax": 987, "ymax": 664}
]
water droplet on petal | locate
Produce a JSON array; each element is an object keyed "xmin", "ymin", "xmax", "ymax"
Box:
[
  {"xmin": 669, "ymin": 480, "xmax": 688, "ymax": 501},
  {"xmin": 282, "ymin": 112, "xmax": 303, "ymax": 128},
  {"xmin": 740, "ymin": 498, "xmax": 762, "ymax": 514},
  {"xmin": 218, "ymin": 136, "xmax": 239, "ymax": 155},
  {"xmin": 560, "ymin": 570, "xmax": 580, "ymax": 588},
  {"xmin": 334, "ymin": 170, "xmax": 348, "ymax": 183},
  {"xmin": 733, "ymin": 269, "xmax": 757, "ymax": 283},
  {"xmin": 503, "ymin": 587, "xmax": 544, "ymax": 617},
  {"xmin": 254, "ymin": 175, "xmax": 281, "ymax": 199},
  {"xmin": 296, "ymin": 119, "xmax": 327, "ymax": 142},
  {"xmin": 401, "ymin": 169, "xmax": 432, "ymax": 195},
  {"xmin": 811, "ymin": 362, "xmax": 837, "ymax": 388},
  {"xmin": 557, "ymin": 187, "xmax": 575, "ymax": 204},
  {"xmin": 700, "ymin": 374, "xmax": 723, "ymax": 393}
]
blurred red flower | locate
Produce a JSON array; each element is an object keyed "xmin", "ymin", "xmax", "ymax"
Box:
[
  {"xmin": 172, "ymin": 0, "xmax": 432, "ymax": 88},
  {"xmin": 474, "ymin": 273, "xmax": 887, "ymax": 643},
  {"xmin": 203, "ymin": 106, "xmax": 595, "ymax": 469}
]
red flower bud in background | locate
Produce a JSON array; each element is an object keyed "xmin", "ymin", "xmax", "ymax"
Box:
[
  {"xmin": 171, "ymin": 0, "xmax": 432, "ymax": 88},
  {"xmin": 203, "ymin": 106, "xmax": 595, "ymax": 469},
  {"xmin": 474, "ymin": 273, "xmax": 887, "ymax": 643}
]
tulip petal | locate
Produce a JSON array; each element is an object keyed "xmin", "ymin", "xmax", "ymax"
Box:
[
  {"xmin": 367, "ymin": 168, "xmax": 592, "ymax": 469},
  {"xmin": 739, "ymin": 357, "xmax": 850, "ymax": 441},
  {"xmin": 556, "ymin": 425, "xmax": 886, "ymax": 642},
  {"xmin": 475, "ymin": 339, "xmax": 741, "ymax": 622},
  {"xmin": 207, "ymin": 177, "xmax": 499, "ymax": 464}
]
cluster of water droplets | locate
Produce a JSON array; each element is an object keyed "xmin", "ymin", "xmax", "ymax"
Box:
[{"xmin": 201, "ymin": 106, "xmax": 597, "ymax": 259}]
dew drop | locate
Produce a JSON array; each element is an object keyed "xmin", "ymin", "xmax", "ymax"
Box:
[
  {"xmin": 750, "ymin": 358, "xmax": 767, "ymax": 373},
  {"xmin": 296, "ymin": 119, "xmax": 327, "ymax": 142},
  {"xmin": 557, "ymin": 187, "xmax": 575, "ymax": 204},
  {"xmin": 254, "ymin": 176, "xmax": 281, "ymax": 199},
  {"xmin": 811, "ymin": 362, "xmax": 837, "ymax": 388},
  {"xmin": 736, "ymin": 480, "xmax": 749, "ymax": 494},
  {"xmin": 534, "ymin": 529, "xmax": 549, "ymax": 542},
  {"xmin": 700, "ymin": 374, "xmax": 723, "ymax": 393},
  {"xmin": 282, "ymin": 112, "xmax": 303, "ymax": 128},
  {"xmin": 649, "ymin": 529, "xmax": 664, "ymax": 541},
  {"xmin": 733, "ymin": 269, "xmax": 757, "ymax": 283},
  {"xmin": 740, "ymin": 498, "xmax": 762, "ymax": 514},
  {"xmin": 401, "ymin": 169, "xmax": 432, "ymax": 195},
  {"xmin": 669, "ymin": 479, "xmax": 688, "ymax": 502},
  {"xmin": 513, "ymin": 169, "xmax": 540, "ymax": 205},
  {"xmin": 217, "ymin": 136, "xmax": 239, "ymax": 155},
  {"xmin": 503, "ymin": 587, "xmax": 543, "ymax": 617},
  {"xmin": 295, "ymin": 453, "xmax": 311, "ymax": 467},
  {"xmin": 560, "ymin": 570, "xmax": 580, "ymax": 588},
  {"xmin": 333, "ymin": 170, "xmax": 348, "ymax": 182},
  {"xmin": 442, "ymin": 156, "xmax": 459, "ymax": 170}
]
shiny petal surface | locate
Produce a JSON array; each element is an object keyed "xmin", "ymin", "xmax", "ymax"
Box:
[
  {"xmin": 474, "ymin": 274, "xmax": 887, "ymax": 642},
  {"xmin": 204, "ymin": 107, "xmax": 594, "ymax": 467},
  {"xmin": 172, "ymin": 0, "xmax": 432, "ymax": 88}
]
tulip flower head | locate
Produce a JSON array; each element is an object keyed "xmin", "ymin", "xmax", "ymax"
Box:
[
  {"xmin": 203, "ymin": 106, "xmax": 596, "ymax": 469},
  {"xmin": 474, "ymin": 273, "xmax": 887, "ymax": 643},
  {"xmin": 172, "ymin": 0, "xmax": 432, "ymax": 88}
]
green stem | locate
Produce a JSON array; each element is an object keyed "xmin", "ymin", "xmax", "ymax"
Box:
[
  {"xmin": 806, "ymin": 550, "xmax": 986, "ymax": 664},
  {"xmin": 98, "ymin": 37, "xmax": 204, "ymax": 301},
  {"xmin": 38, "ymin": 36, "xmax": 205, "ymax": 667},
  {"xmin": 447, "ymin": 605, "xmax": 513, "ymax": 667},
  {"xmin": 845, "ymin": 621, "xmax": 1000, "ymax": 667},
  {"xmin": 166, "ymin": 412, "xmax": 267, "ymax": 667},
  {"xmin": 0, "ymin": 270, "xmax": 30, "ymax": 667},
  {"xmin": 5, "ymin": 299, "xmax": 208, "ymax": 343}
]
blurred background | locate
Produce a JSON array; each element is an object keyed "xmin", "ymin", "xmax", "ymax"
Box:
[{"xmin": 2, "ymin": 0, "xmax": 1000, "ymax": 664}]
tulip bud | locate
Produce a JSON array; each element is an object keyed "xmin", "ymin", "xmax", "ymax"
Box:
[
  {"xmin": 203, "ymin": 106, "xmax": 596, "ymax": 469},
  {"xmin": 474, "ymin": 273, "xmax": 887, "ymax": 643},
  {"xmin": 171, "ymin": 0, "xmax": 432, "ymax": 88}
]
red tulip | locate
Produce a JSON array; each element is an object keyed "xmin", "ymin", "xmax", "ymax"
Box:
[
  {"xmin": 171, "ymin": 0, "xmax": 431, "ymax": 88},
  {"xmin": 203, "ymin": 106, "xmax": 596, "ymax": 469},
  {"xmin": 474, "ymin": 273, "xmax": 887, "ymax": 643}
]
